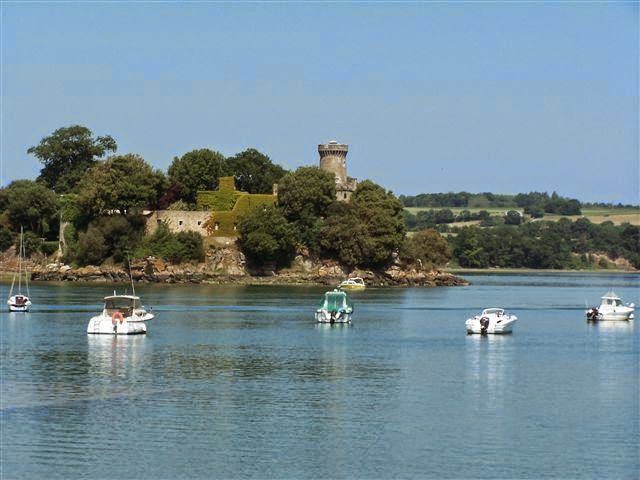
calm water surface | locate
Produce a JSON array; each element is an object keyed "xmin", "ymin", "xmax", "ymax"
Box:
[{"xmin": 1, "ymin": 273, "xmax": 638, "ymax": 479}]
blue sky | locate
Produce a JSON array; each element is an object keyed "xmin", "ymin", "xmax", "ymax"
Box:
[{"xmin": 2, "ymin": 2, "xmax": 638, "ymax": 203}]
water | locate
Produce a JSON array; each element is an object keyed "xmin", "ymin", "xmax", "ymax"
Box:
[{"xmin": 1, "ymin": 273, "xmax": 638, "ymax": 479}]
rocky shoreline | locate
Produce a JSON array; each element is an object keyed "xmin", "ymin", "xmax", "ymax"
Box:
[{"xmin": 17, "ymin": 248, "xmax": 468, "ymax": 287}]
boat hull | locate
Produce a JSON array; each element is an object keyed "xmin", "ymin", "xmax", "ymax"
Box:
[
  {"xmin": 466, "ymin": 316, "xmax": 517, "ymax": 334},
  {"xmin": 315, "ymin": 310, "xmax": 352, "ymax": 323},
  {"xmin": 87, "ymin": 315, "xmax": 147, "ymax": 335},
  {"xmin": 339, "ymin": 285, "xmax": 365, "ymax": 291},
  {"xmin": 7, "ymin": 296, "xmax": 31, "ymax": 312},
  {"xmin": 597, "ymin": 311, "xmax": 633, "ymax": 321}
]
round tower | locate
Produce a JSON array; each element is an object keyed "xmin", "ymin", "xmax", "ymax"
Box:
[{"xmin": 318, "ymin": 140, "xmax": 348, "ymax": 184}]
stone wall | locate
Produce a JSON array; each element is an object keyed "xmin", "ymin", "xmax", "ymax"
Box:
[{"xmin": 145, "ymin": 210, "xmax": 210, "ymax": 236}]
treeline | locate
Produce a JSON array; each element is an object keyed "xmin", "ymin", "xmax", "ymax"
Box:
[
  {"xmin": 404, "ymin": 209, "xmax": 524, "ymax": 230},
  {"xmin": 400, "ymin": 191, "xmax": 584, "ymax": 217},
  {"xmin": 449, "ymin": 219, "xmax": 640, "ymax": 269},
  {"xmin": 1, "ymin": 124, "xmax": 451, "ymax": 272}
]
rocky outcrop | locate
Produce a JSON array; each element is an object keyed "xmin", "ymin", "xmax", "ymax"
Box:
[{"xmin": 26, "ymin": 246, "xmax": 468, "ymax": 287}]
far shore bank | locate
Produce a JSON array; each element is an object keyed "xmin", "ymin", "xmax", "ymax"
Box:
[{"xmin": 448, "ymin": 267, "xmax": 638, "ymax": 275}]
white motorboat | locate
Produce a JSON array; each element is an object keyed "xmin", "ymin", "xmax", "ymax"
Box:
[
  {"xmin": 7, "ymin": 227, "xmax": 32, "ymax": 312},
  {"xmin": 466, "ymin": 308, "xmax": 517, "ymax": 335},
  {"xmin": 586, "ymin": 291, "xmax": 634, "ymax": 322},
  {"xmin": 315, "ymin": 289, "xmax": 354, "ymax": 324},
  {"xmin": 338, "ymin": 277, "xmax": 366, "ymax": 291},
  {"xmin": 87, "ymin": 294, "xmax": 154, "ymax": 335}
]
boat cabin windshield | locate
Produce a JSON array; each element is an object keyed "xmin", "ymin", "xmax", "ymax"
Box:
[
  {"xmin": 320, "ymin": 292, "xmax": 352, "ymax": 312},
  {"xmin": 481, "ymin": 308, "xmax": 504, "ymax": 316},
  {"xmin": 603, "ymin": 299, "xmax": 623, "ymax": 306},
  {"xmin": 104, "ymin": 297, "xmax": 141, "ymax": 316}
]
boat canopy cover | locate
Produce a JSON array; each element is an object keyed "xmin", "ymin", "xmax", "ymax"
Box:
[
  {"xmin": 601, "ymin": 290, "xmax": 621, "ymax": 300},
  {"xmin": 104, "ymin": 296, "xmax": 142, "ymax": 309},
  {"xmin": 319, "ymin": 291, "xmax": 353, "ymax": 312}
]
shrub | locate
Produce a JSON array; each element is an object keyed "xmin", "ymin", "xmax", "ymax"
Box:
[{"xmin": 75, "ymin": 227, "xmax": 107, "ymax": 266}]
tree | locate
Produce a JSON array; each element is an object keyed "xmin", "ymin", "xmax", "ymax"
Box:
[
  {"xmin": 504, "ymin": 210, "xmax": 522, "ymax": 225},
  {"xmin": 76, "ymin": 154, "xmax": 166, "ymax": 218},
  {"xmin": 168, "ymin": 149, "xmax": 228, "ymax": 204},
  {"xmin": 319, "ymin": 180, "xmax": 406, "ymax": 268},
  {"xmin": 28, "ymin": 125, "xmax": 117, "ymax": 193},
  {"xmin": 277, "ymin": 166, "xmax": 336, "ymax": 243},
  {"xmin": 237, "ymin": 204, "xmax": 296, "ymax": 267},
  {"xmin": 400, "ymin": 229, "xmax": 452, "ymax": 270},
  {"xmin": 1, "ymin": 180, "xmax": 60, "ymax": 237},
  {"xmin": 75, "ymin": 226, "xmax": 107, "ymax": 266},
  {"xmin": 227, "ymin": 148, "xmax": 288, "ymax": 194}
]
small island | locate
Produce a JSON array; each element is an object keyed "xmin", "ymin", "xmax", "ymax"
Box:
[{"xmin": 0, "ymin": 126, "xmax": 637, "ymax": 285}]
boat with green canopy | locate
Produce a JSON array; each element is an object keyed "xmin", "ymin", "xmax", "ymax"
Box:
[{"xmin": 315, "ymin": 289, "xmax": 354, "ymax": 324}]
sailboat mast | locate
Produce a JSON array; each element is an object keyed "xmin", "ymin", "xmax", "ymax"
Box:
[{"xmin": 18, "ymin": 226, "xmax": 23, "ymax": 293}]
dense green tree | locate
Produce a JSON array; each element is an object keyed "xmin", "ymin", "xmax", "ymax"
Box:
[
  {"xmin": 277, "ymin": 167, "xmax": 336, "ymax": 243},
  {"xmin": 28, "ymin": 125, "xmax": 117, "ymax": 193},
  {"xmin": 1, "ymin": 180, "xmax": 60, "ymax": 237},
  {"xmin": 75, "ymin": 226, "xmax": 108, "ymax": 266},
  {"xmin": 317, "ymin": 202, "xmax": 367, "ymax": 267},
  {"xmin": 504, "ymin": 210, "xmax": 522, "ymax": 225},
  {"xmin": 168, "ymin": 149, "xmax": 228, "ymax": 204},
  {"xmin": 227, "ymin": 148, "xmax": 288, "ymax": 194},
  {"xmin": 400, "ymin": 229, "xmax": 452, "ymax": 270},
  {"xmin": 319, "ymin": 181, "xmax": 406, "ymax": 268},
  {"xmin": 76, "ymin": 154, "xmax": 166, "ymax": 218},
  {"xmin": 237, "ymin": 204, "xmax": 296, "ymax": 267},
  {"xmin": 0, "ymin": 226, "xmax": 13, "ymax": 252},
  {"xmin": 176, "ymin": 231, "xmax": 205, "ymax": 263}
]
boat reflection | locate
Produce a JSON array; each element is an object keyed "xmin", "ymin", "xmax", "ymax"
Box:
[
  {"xmin": 465, "ymin": 334, "xmax": 513, "ymax": 409},
  {"xmin": 87, "ymin": 334, "xmax": 148, "ymax": 378},
  {"xmin": 591, "ymin": 320, "xmax": 634, "ymax": 332}
]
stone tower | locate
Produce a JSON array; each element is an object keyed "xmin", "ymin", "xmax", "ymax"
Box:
[{"xmin": 318, "ymin": 140, "xmax": 358, "ymax": 201}]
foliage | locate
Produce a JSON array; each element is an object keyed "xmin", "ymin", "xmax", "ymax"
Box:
[
  {"xmin": 449, "ymin": 219, "xmax": 640, "ymax": 269},
  {"xmin": 237, "ymin": 204, "xmax": 296, "ymax": 267},
  {"xmin": 318, "ymin": 181, "xmax": 406, "ymax": 268},
  {"xmin": 75, "ymin": 226, "xmax": 107, "ymax": 266},
  {"xmin": 0, "ymin": 226, "xmax": 13, "ymax": 252},
  {"xmin": 400, "ymin": 190, "xmax": 582, "ymax": 217},
  {"xmin": 277, "ymin": 167, "xmax": 336, "ymax": 244},
  {"xmin": 227, "ymin": 148, "xmax": 288, "ymax": 194},
  {"xmin": 504, "ymin": 210, "xmax": 522, "ymax": 225},
  {"xmin": 76, "ymin": 154, "xmax": 166, "ymax": 218},
  {"xmin": 404, "ymin": 208, "xmax": 492, "ymax": 230},
  {"xmin": 28, "ymin": 125, "xmax": 117, "ymax": 193},
  {"xmin": 168, "ymin": 149, "xmax": 228, "ymax": 204},
  {"xmin": 71, "ymin": 215, "xmax": 146, "ymax": 266},
  {"xmin": 400, "ymin": 229, "xmax": 452, "ymax": 270},
  {"xmin": 134, "ymin": 223, "xmax": 204, "ymax": 264},
  {"xmin": 0, "ymin": 180, "xmax": 60, "ymax": 237},
  {"xmin": 176, "ymin": 231, "xmax": 205, "ymax": 262}
]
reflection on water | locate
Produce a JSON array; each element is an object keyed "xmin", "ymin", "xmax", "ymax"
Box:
[
  {"xmin": 1, "ymin": 274, "xmax": 638, "ymax": 479},
  {"xmin": 464, "ymin": 334, "xmax": 514, "ymax": 429}
]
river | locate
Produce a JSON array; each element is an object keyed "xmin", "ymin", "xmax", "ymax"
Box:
[{"xmin": 1, "ymin": 273, "xmax": 638, "ymax": 479}]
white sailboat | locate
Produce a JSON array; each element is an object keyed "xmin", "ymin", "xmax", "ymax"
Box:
[{"xmin": 7, "ymin": 227, "xmax": 32, "ymax": 312}]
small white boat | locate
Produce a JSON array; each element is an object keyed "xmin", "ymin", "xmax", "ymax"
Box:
[
  {"xmin": 87, "ymin": 294, "xmax": 154, "ymax": 335},
  {"xmin": 586, "ymin": 291, "xmax": 634, "ymax": 322},
  {"xmin": 315, "ymin": 289, "xmax": 354, "ymax": 324},
  {"xmin": 466, "ymin": 308, "xmax": 517, "ymax": 335},
  {"xmin": 338, "ymin": 277, "xmax": 366, "ymax": 291},
  {"xmin": 7, "ymin": 227, "xmax": 32, "ymax": 312}
]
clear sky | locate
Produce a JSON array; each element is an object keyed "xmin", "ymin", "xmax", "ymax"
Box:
[{"xmin": 1, "ymin": 2, "xmax": 638, "ymax": 203}]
